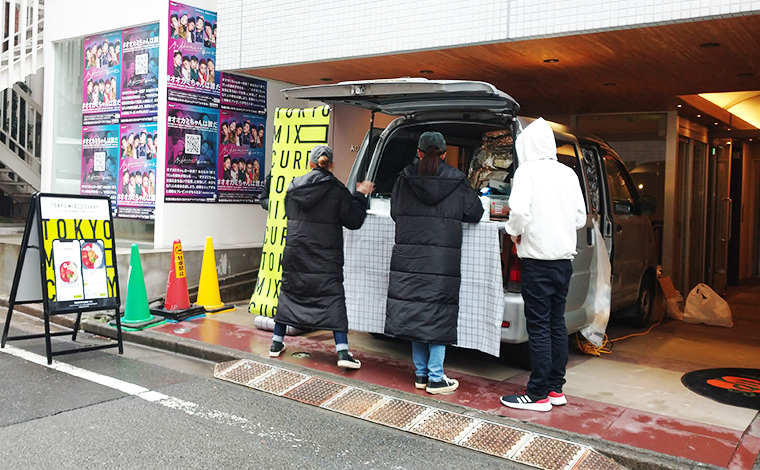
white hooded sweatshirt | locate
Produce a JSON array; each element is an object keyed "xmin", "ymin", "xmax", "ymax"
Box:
[{"xmin": 506, "ymin": 118, "xmax": 587, "ymax": 260}]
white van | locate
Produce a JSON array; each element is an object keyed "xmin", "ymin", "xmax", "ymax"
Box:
[{"xmin": 283, "ymin": 79, "xmax": 658, "ymax": 360}]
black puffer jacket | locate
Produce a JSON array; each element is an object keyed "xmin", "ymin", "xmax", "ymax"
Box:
[
  {"xmin": 275, "ymin": 168, "xmax": 368, "ymax": 331},
  {"xmin": 385, "ymin": 160, "xmax": 484, "ymax": 344}
]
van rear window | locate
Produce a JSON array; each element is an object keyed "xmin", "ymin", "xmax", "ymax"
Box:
[{"xmin": 372, "ymin": 123, "xmax": 513, "ymax": 196}]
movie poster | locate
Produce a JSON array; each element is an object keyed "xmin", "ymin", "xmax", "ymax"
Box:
[
  {"xmin": 81, "ymin": 125, "xmax": 120, "ymax": 215},
  {"xmin": 217, "ymin": 110, "xmax": 266, "ymax": 203},
  {"xmin": 117, "ymin": 122, "xmax": 157, "ymax": 219},
  {"xmin": 165, "ymin": 102, "xmax": 218, "ymax": 202},
  {"xmin": 167, "ymin": 2, "xmax": 219, "ymax": 108},
  {"xmin": 120, "ymin": 23, "xmax": 160, "ymax": 123},
  {"xmin": 82, "ymin": 30, "xmax": 122, "ymax": 126}
]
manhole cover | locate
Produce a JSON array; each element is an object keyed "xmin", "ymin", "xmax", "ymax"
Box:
[{"xmin": 291, "ymin": 352, "xmax": 311, "ymax": 359}]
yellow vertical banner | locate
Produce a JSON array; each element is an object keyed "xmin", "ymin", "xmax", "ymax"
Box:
[{"xmin": 249, "ymin": 105, "xmax": 331, "ymax": 317}]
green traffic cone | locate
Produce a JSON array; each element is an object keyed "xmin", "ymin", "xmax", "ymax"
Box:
[{"xmin": 119, "ymin": 244, "xmax": 162, "ymax": 328}]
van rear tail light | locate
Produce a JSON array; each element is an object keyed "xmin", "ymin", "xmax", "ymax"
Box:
[
  {"xmin": 506, "ymin": 243, "xmax": 522, "ymax": 293},
  {"xmin": 501, "ymin": 321, "xmax": 511, "ymax": 328}
]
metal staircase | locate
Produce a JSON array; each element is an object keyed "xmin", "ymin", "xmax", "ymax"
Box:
[{"xmin": 0, "ymin": 0, "xmax": 44, "ymax": 215}]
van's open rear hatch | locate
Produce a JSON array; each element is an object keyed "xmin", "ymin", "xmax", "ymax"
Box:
[{"xmin": 282, "ymin": 78, "xmax": 520, "ymax": 115}]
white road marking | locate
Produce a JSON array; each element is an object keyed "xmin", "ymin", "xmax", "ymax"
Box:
[{"xmin": 0, "ymin": 344, "xmax": 261, "ymax": 436}]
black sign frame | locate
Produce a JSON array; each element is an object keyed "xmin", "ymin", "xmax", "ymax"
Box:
[{"xmin": 1, "ymin": 193, "xmax": 123, "ymax": 364}]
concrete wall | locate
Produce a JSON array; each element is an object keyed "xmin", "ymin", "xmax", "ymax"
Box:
[{"xmin": 217, "ymin": 0, "xmax": 759, "ymax": 70}]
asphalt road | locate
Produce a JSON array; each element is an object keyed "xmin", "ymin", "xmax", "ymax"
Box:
[{"xmin": 0, "ymin": 312, "xmax": 523, "ymax": 470}]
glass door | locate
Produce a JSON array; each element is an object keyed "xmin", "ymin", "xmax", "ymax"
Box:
[
  {"xmin": 708, "ymin": 139, "xmax": 732, "ymax": 294},
  {"xmin": 674, "ymin": 136, "xmax": 709, "ymax": 294}
]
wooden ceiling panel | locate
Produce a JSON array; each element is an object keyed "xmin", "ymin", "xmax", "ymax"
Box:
[{"xmin": 245, "ymin": 15, "xmax": 760, "ymax": 117}]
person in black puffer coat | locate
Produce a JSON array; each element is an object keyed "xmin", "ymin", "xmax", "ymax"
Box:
[
  {"xmin": 385, "ymin": 131, "xmax": 484, "ymax": 394},
  {"xmin": 270, "ymin": 145, "xmax": 375, "ymax": 369}
]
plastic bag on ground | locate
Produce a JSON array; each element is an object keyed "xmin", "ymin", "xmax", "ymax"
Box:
[
  {"xmin": 682, "ymin": 283, "xmax": 733, "ymax": 327},
  {"xmin": 579, "ymin": 220, "xmax": 612, "ymax": 347}
]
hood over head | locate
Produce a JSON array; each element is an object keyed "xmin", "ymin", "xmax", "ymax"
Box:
[
  {"xmin": 287, "ymin": 168, "xmax": 338, "ymax": 210},
  {"xmin": 402, "ymin": 162, "xmax": 463, "ymax": 205},
  {"xmin": 515, "ymin": 117, "xmax": 557, "ymax": 165}
]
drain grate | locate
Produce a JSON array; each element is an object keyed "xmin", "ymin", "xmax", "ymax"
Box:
[
  {"xmin": 215, "ymin": 360, "xmax": 273, "ymax": 386},
  {"xmin": 213, "ymin": 360, "xmax": 239, "ymax": 376},
  {"xmin": 411, "ymin": 410, "xmax": 477, "ymax": 443},
  {"xmin": 461, "ymin": 421, "xmax": 530, "ymax": 457},
  {"xmin": 213, "ymin": 359, "xmax": 629, "ymax": 470},
  {"xmin": 323, "ymin": 388, "xmax": 385, "ymax": 417},
  {"xmin": 512, "ymin": 435, "xmax": 584, "ymax": 470},
  {"xmin": 284, "ymin": 378, "xmax": 347, "ymax": 406},
  {"xmin": 251, "ymin": 369, "xmax": 308, "ymax": 395},
  {"xmin": 366, "ymin": 398, "xmax": 428, "ymax": 429},
  {"xmin": 574, "ymin": 449, "xmax": 623, "ymax": 470}
]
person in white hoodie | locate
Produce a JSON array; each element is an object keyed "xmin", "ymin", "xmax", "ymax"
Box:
[{"xmin": 500, "ymin": 118, "xmax": 587, "ymax": 412}]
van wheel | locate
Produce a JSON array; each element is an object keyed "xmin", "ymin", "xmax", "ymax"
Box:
[
  {"xmin": 500, "ymin": 342, "xmax": 531, "ymax": 370},
  {"xmin": 628, "ymin": 273, "xmax": 656, "ymax": 328}
]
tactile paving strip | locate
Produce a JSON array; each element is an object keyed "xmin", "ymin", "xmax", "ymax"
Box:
[
  {"xmin": 573, "ymin": 449, "xmax": 624, "ymax": 470},
  {"xmin": 411, "ymin": 410, "xmax": 477, "ymax": 443},
  {"xmin": 283, "ymin": 378, "xmax": 347, "ymax": 406},
  {"xmin": 250, "ymin": 369, "xmax": 308, "ymax": 395},
  {"xmin": 215, "ymin": 360, "xmax": 273, "ymax": 386},
  {"xmin": 366, "ymin": 398, "xmax": 428, "ymax": 429},
  {"xmin": 323, "ymin": 388, "xmax": 385, "ymax": 417},
  {"xmin": 460, "ymin": 421, "xmax": 530, "ymax": 457},
  {"xmin": 213, "ymin": 359, "xmax": 629, "ymax": 470},
  {"xmin": 512, "ymin": 435, "xmax": 585, "ymax": 470}
]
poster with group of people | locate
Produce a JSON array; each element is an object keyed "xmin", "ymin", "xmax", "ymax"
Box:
[
  {"xmin": 81, "ymin": 23, "xmax": 159, "ymax": 220},
  {"xmin": 80, "ymin": 2, "xmax": 268, "ymax": 216},
  {"xmin": 166, "ymin": 1, "xmax": 267, "ymax": 204}
]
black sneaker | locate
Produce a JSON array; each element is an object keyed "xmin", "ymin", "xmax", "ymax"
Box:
[
  {"xmin": 415, "ymin": 376, "xmax": 428, "ymax": 390},
  {"xmin": 426, "ymin": 375, "xmax": 459, "ymax": 394},
  {"xmin": 500, "ymin": 390, "xmax": 552, "ymax": 412},
  {"xmin": 269, "ymin": 341, "xmax": 286, "ymax": 358},
  {"xmin": 337, "ymin": 350, "xmax": 361, "ymax": 369}
]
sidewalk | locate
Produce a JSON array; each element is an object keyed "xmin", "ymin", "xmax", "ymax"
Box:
[{"xmin": 3, "ymin": 286, "xmax": 760, "ymax": 470}]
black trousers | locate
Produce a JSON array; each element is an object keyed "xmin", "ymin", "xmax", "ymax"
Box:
[{"xmin": 521, "ymin": 258, "xmax": 573, "ymax": 398}]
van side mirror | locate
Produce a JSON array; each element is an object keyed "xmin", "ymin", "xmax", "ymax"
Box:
[
  {"xmin": 640, "ymin": 196, "xmax": 656, "ymax": 216},
  {"xmin": 613, "ymin": 200, "xmax": 633, "ymax": 215}
]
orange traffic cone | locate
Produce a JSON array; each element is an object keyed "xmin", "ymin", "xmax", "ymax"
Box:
[
  {"xmin": 150, "ymin": 239, "xmax": 205, "ymax": 321},
  {"xmin": 196, "ymin": 236, "xmax": 233, "ymax": 314}
]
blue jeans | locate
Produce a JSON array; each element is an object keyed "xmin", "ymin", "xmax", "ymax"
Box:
[
  {"xmin": 521, "ymin": 258, "xmax": 573, "ymax": 398},
  {"xmin": 411, "ymin": 342, "xmax": 446, "ymax": 382},
  {"xmin": 272, "ymin": 322, "xmax": 349, "ymax": 352}
]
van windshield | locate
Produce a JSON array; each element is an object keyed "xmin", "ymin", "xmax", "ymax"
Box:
[{"xmin": 371, "ymin": 122, "xmax": 514, "ymax": 197}]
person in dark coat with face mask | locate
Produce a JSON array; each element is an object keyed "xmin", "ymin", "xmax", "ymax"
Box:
[
  {"xmin": 270, "ymin": 145, "xmax": 375, "ymax": 369},
  {"xmin": 385, "ymin": 131, "xmax": 484, "ymax": 394}
]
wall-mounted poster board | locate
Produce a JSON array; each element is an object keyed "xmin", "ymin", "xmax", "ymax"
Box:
[{"xmin": 1, "ymin": 193, "xmax": 124, "ymax": 364}]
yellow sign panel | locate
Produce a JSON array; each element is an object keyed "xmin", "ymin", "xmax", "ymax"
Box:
[
  {"xmin": 174, "ymin": 243, "xmax": 186, "ymax": 279},
  {"xmin": 249, "ymin": 106, "xmax": 331, "ymax": 317}
]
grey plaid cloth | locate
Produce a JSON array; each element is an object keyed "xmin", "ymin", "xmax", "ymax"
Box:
[{"xmin": 344, "ymin": 214, "xmax": 505, "ymax": 357}]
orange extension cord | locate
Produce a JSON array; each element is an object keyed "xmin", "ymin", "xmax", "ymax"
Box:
[{"xmin": 576, "ymin": 317, "xmax": 664, "ymax": 356}]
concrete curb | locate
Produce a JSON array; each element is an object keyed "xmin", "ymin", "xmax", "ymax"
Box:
[{"xmin": 0, "ymin": 298, "xmax": 736, "ymax": 470}]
